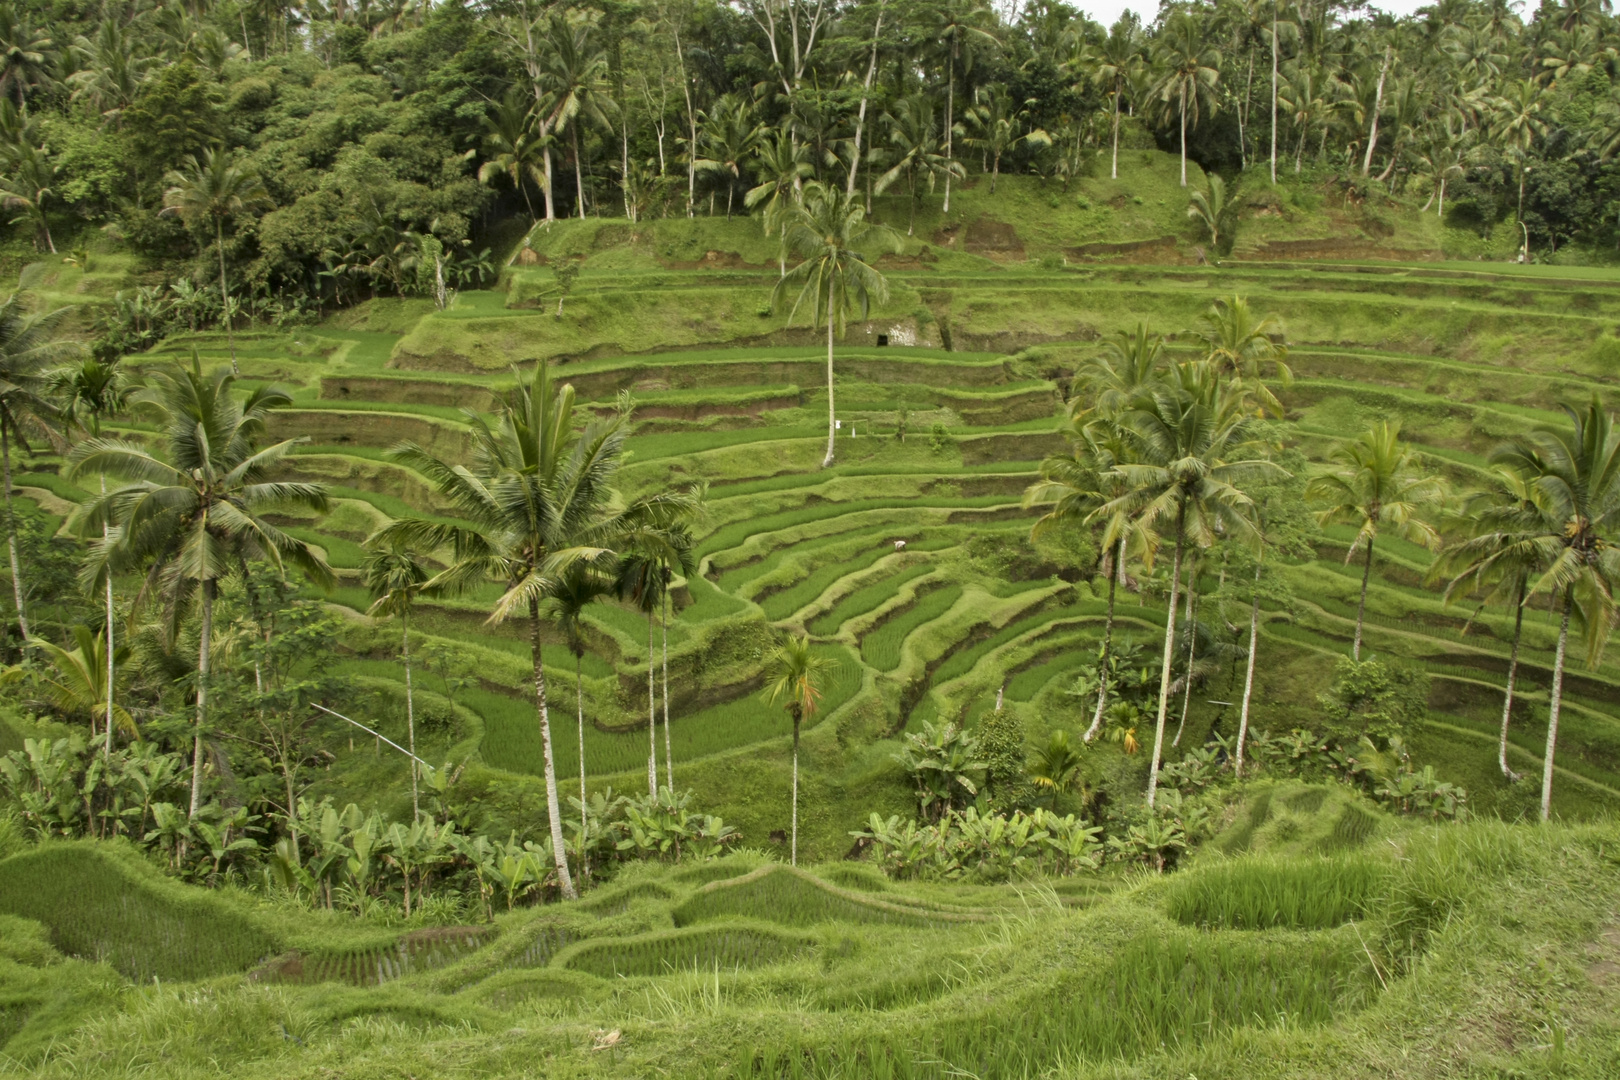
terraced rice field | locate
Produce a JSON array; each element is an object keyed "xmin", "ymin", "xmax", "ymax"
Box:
[{"xmin": 96, "ymin": 248, "xmax": 1620, "ymax": 826}]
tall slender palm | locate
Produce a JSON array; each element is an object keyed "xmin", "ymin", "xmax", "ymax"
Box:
[
  {"xmin": 878, "ymin": 96, "xmax": 964, "ymax": 235},
  {"xmin": 375, "ymin": 362, "xmax": 698, "ymax": 899},
  {"xmin": 1489, "ymin": 397, "xmax": 1620, "ymax": 822},
  {"xmin": 698, "ymin": 94, "xmax": 764, "ymax": 218},
  {"xmin": 616, "ymin": 551, "xmax": 666, "ymax": 798},
  {"xmin": 774, "ymin": 183, "xmax": 897, "ymax": 469},
  {"xmin": 161, "ymin": 149, "xmax": 273, "ymax": 375},
  {"xmin": 763, "ymin": 634, "xmax": 836, "ymax": 866},
  {"xmin": 1152, "ymin": 12, "xmax": 1223, "ymax": 186},
  {"xmin": 1306, "ymin": 422, "xmax": 1444, "ymax": 661},
  {"xmin": 1095, "ymin": 365, "xmax": 1277, "ymax": 806},
  {"xmin": 1432, "ymin": 465, "xmax": 1548, "ymax": 782},
  {"xmin": 52, "ymin": 355, "xmax": 133, "ymax": 759},
  {"xmin": 0, "ymin": 294, "xmax": 76, "ymax": 641},
  {"xmin": 362, "ymin": 538, "xmax": 431, "ymax": 821},
  {"xmin": 1027, "ymin": 425, "xmax": 1147, "ymax": 742},
  {"xmin": 1088, "ymin": 18, "xmax": 1144, "ymax": 180},
  {"xmin": 478, "ymin": 90, "xmax": 547, "ymax": 223},
  {"xmin": 925, "ymin": 0, "xmax": 997, "ymax": 214},
  {"xmin": 744, "ymin": 129, "xmax": 813, "ymax": 277},
  {"xmin": 537, "ymin": 11, "xmax": 615, "ymax": 220},
  {"xmin": 65, "ymin": 358, "xmax": 333, "ymax": 817},
  {"xmin": 618, "ymin": 526, "xmax": 696, "ymax": 796},
  {"xmin": 1197, "ymin": 295, "xmax": 1292, "ymax": 416},
  {"xmin": 545, "ymin": 565, "xmax": 610, "ymax": 866}
]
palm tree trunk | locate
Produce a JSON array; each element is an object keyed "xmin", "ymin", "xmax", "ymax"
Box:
[
  {"xmin": 1172, "ymin": 585, "xmax": 1198, "ymax": 747},
  {"xmin": 823, "ymin": 305, "xmax": 837, "ymax": 468},
  {"xmin": 404, "ymin": 608, "xmax": 418, "ymax": 821},
  {"xmin": 216, "ymin": 217, "xmax": 238, "ymax": 375},
  {"xmin": 1110, "ymin": 91, "xmax": 1121, "ymax": 180},
  {"xmin": 1084, "ymin": 536, "xmax": 1123, "ymax": 742},
  {"xmin": 646, "ymin": 611, "xmax": 657, "ymax": 797},
  {"xmin": 943, "ymin": 51, "xmax": 954, "ymax": 213},
  {"xmin": 1236, "ymin": 561, "xmax": 1261, "ymax": 776},
  {"xmin": 1438, "ymin": 176, "xmax": 1447, "ymax": 218},
  {"xmin": 1269, "ymin": 19, "xmax": 1279, "ymax": 184},
  {"xmin": 2, "ymin": 414, "xmax": 28, "ymax": 640},
  {"xmin": 573, "ymin": 127, "xmax": 586, "ymax": 220},
  {"xmin": 191, "ymin": 582, "xmax": 212, "ymax": 817},
  {"xmin": 528, "ymin": 597, "xmax": 576, "ymax": 899},
  {"xmin": 661, "ymin": 588, "xmax": 673, "ymax": 792},
  {"xmin": 576, "ymin": 649, "xmax": 587, "ymax": 881},
  {"xmin": 104, "ymin": 510, "xmax": 114, "ymax": 760},
  {"xmin": 1362, "ymin": 46, "xmax": 1390, "ymax": 176},
  {"xmin": 542, "ymin": 137, "xmax": 557, "ymax": 222},
  {"xmin": 1354, "ymin": 538, "xmax": 1373, "ymax": 661},
  {"xmin": 1146, "ymin": 523, "xmax": 1184, "ymax": 808},
  {"xmin": 1498, "ymin": 577, "xmax": 1525, "ymax": 782},
  {"xmin": 1540, "ymin": 586, "xmax": 1572, "ymax": 823},
  {"xmin": 790, "ymin": 706, "xmax": 801, "ymax": 866},
  {"xmin": 848, "ymin": 3, "xmax": 885, "ymax": 195},
  {"xmin": 1179, "ymin": 81, "xmax": 1188, "ymax": 187}
]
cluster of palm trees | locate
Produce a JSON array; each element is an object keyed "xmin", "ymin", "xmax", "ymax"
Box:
[
  {"xmin": 3, "ymin": 1, "xmax": 1615, "ymax": 300},
  {"xmin": 0, "ymin": 298, "xmax": 707, "ymax": 900},
  {"xmin": 1030, "ymin": 299, "xmax": 1619, "ymax": 821}
]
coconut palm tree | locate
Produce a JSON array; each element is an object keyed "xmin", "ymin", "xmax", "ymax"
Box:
[
  {"xmin": 1197, "ymin": 294, "xmax": 1292, "ymax": 416},
  {"xmin": 374, "ymin": 362, "xmax": 699, "ymax": 899},
  {"xmin": 762, "ymin": 634, "xmax": 836, "ymax": 866},
  {"xmin": 961, "ymin": 85, "xmax": 1050, "ymax": 194},
  {"xmin": 0, "ymin": 293, "xmax": 76, "ymax": 641},
  {"xmin": 0, "ymin": 142, "xmax": 59, "ymax": 253},
  {"xmin": 65, "ymin": 358, "xmax": 333, "ymax": 818},
  {"xmin": 1094, "ymin": 364, "xmax": 1277, "ymax": 806},
  {"xmin": 698, "ymin": 94, "xmax": 764, "ymax": 218},
  {"xmin": 1185, "ymin": 173, "xmax": 1237, "ymax": 258},
  {"xmin": 1086, "ymin": 18, "xmax": 1144, "ymax": 180},
  {"xmin": 536, "ymin": 10, "xmax": 615, "ymax": 220},
  {"xmin": 878, "ymin": 96, "xmax": 964, "ymax": 235},
  {"xmin": 1432, "ymin": 464, "xmax": 1549, "ymax": 782},
  {"xmin": 478, "ymin": 90, "xmax": 547, "ymax": 223},
  {"xmin": 161, "ymin": 149, "xmax": 272, "ymax": 376},
  {"xmin": 35, "ymin": 624, "xmax": 134, "ymax": 743},
  {"xmin": 745, "ymin": 129, "xmax": 813, "ymax": 276},
  {"xmin": 1306, "ymin": 422, "xmax": 1444, "ymax": 661},
  {"xmin": 774, "ymin": 183, "xmax": 897, "ymax": 469},
  {"xmin": 0, "ymin": 9, "xmax": 50, "ymax": 115},
  {"xmin": 1027, "ymin": 424, "xmax": 1148, "ymax": 743},
  {"xmin": 1069, "ymin": 323, "xmax": 1167, "ymax": 425},
  {"xmin": 924, "ymin": 0, "xmax": 997, "ymax": 213},
  {"xmin": 1489, "ymin": 396, "xmax": 1620, "ymax": 821},
  {"xmin": 1152, "ymin": 12, "xmax": 1223, "ymax": 186},
  {"xmin": 361, "ymin": 538, "xmax": 431, "ymax": 821},
  {"xmin": 52, "ymin": 355, "xmax": 133, "ymax": 759}
]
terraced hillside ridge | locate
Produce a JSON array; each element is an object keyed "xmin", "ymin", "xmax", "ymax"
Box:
[
  {"xmin": 70, "ymin": 229, "xmax": 1612, "ymax": 855},
  {"xmin": 3, "ymin": 814, "xmax": 1616, "ymax": 1078}
]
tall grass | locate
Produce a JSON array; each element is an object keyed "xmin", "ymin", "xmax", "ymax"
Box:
[
  {"xmin": 1163, "ymin": 854, "xmax": 1387, "ymax": 930},
  {"xmin": 672, "ymin": 866, "xmax": 988, "ymax": 928},
  {"xmin": 0, "ymin": 844, "xmax": 279, "ymax": 982},
  {"xmin": 740, "ymin": 928, "xmax": 1374, "ymax": 1077},
  {"xmin": 561, "ymin": 923, "xmax": 811, "ymax": 978}
]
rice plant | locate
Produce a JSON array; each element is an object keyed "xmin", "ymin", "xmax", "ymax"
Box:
[
  {"xmin": 0, "ymin": 844, "xmax": 279, "ymax": 983},
  {"xmin": 672, "ymin": 866, "xmax": 989, "ymax": 928},
  {"xmin": 561, "ymin": 923, "xmax": 811, "ymax": 978},
  {"xmin": 808, "ymin": 564, "xmax": 935, "ymax": 636},
  {"xmin": 861, "ymin": 585, "xmax": 963, "ymax": 672},
  {"xmin": 1163, "ymin": 854, "xmax": 1387, "ymax": 930}
]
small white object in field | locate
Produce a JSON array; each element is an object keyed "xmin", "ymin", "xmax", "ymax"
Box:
[{"xmin": 894, "ymin": 540, "xmax": 907, "ymax": 552}]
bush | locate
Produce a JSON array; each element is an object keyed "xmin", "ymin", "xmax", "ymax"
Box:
[{"xmin": 1317, "ymin": 658, "xmax": 1427, "ymax": 747}]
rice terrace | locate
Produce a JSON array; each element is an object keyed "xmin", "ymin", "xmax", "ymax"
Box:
[{"xmin": 2, "ymin": 0, "xmax": 1620, "ymax": 1076}]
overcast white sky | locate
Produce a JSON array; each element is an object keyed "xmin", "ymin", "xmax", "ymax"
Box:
[{"xmin": 1071, "ymin": 0, "xmax": 1435, "ymax": 29}]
